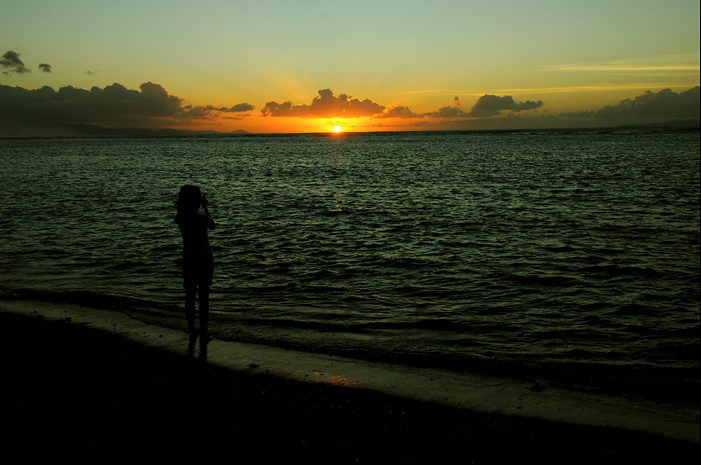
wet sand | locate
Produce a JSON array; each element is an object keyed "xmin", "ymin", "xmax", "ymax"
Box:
[{"xmin": 0, "ymin": 303, "xmax": 698, "ymax": 463}]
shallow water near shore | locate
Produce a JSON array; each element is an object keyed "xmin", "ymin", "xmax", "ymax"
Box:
[{"xmin": 1, "ymin": 128, "xmax": 699, "ymax": 383}]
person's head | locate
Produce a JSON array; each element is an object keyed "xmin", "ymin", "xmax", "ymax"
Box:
[{"xmin": 176, "ymin": 185, "xmax": 202, "ymax": 214}]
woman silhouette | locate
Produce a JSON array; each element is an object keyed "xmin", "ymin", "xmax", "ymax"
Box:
[{"xmin": 175, "ymin": 185, "xmax": 215, "ymax": 353}]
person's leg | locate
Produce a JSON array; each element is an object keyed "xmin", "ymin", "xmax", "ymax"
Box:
[
  {"xmin": 185, "ymin": 285, "xmax": 197, "ymax": 335},
  {"xmin": 199, "ymin": 285, "xmax": 210, "ymax": 341}
]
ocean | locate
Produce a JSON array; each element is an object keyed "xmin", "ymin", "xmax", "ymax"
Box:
[{"xmin": 1, "ymin": 128, "xmax": 699, "ymax": 387}]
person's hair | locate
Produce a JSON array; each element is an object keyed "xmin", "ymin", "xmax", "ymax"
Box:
[{"xmin": 176, "ymin": 185, "xmax": 202, "ymax": 214}]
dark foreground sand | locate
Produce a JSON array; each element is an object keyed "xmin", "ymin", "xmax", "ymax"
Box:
[{"xmin": 0, "ymin": 312, "xmax": 697, "ymax": 464}]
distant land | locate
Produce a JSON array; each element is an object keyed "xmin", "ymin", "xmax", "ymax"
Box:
[
  {"xmin": 0, "ymin": 121, "xmax": 250, "ymax": 138},
  {"xmin": 634, "ymin": 119, "xmax": 700, "ymax": 128},
  {"xmin": 0, "ymin": 119, "xmax": 698, "ymax": 138},
  {"xmin": 47, "ymin": 123, "xmax": 252, "ymax": 137}
]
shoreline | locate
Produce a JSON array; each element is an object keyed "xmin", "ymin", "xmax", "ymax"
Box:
[
  {"xmin": 1, "ymin": 299, "xmax": 698, "ymax": 457},
  {"xmin": 3, "ymin": 288, "xmax": 698, "ymax": 394}
]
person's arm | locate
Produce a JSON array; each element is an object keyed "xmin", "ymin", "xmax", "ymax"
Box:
[{"xmin": 201, "ymin": 195, "xmax": 216, "ymax": 230}]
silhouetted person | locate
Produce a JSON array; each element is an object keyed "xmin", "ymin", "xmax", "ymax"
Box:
[{"xmin": 175, "ymin": 185, "xmax": 215, "ymax": 358}]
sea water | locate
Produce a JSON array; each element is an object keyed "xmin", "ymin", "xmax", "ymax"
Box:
[{"xmin": 1, "ymin": 129, "xmax": 699, "ymax": 380}]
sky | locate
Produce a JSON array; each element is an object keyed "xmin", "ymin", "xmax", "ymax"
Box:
[{"xmin": 1, "ymin": 0, "xmax": 699, "ymax": 134}]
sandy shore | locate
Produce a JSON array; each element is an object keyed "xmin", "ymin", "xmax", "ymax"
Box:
[{"xmin": 0, "ymin": 304, "xmax": 698, "ymax": 463}]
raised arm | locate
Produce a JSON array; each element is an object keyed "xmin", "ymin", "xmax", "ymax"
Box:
[{"xmin": 201, "ymin": 195, "xmax": 216, "ymax": 230}]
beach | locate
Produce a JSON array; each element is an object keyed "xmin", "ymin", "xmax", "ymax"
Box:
[{"xmin": 1, "ymin": 301, "xmax": 698, "ymax": 464}]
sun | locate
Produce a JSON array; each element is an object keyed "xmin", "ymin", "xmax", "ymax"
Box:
[{"xmin": 332, "ymin": 125, "xmax": 341, "ymax": 133}]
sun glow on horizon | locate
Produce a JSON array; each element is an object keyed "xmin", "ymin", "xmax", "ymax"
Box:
[{"xmin": 332, "ymin": 125, "xmax": 342, "ymax": 133}]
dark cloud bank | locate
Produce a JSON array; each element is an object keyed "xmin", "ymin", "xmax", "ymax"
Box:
[
  {"xmin": 0, "ymin": 81, "xmax": 254, "ymax": 136},
  {"xmin": 591, "ymin": 86, "xmax": 699, "ymax": 121},
  {"xmin": 557, "ymin": 87, "xmax": 700, "ymax": 124}
]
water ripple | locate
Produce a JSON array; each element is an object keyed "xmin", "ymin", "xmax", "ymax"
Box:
[{"xmin": 1, "ymin": 130, "xmax": 699, "ymax": 372}]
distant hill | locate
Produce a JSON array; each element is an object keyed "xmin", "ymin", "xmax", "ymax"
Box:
[
  {"xmin": 0, "ymin": 121, "xmax": 250, "ymax": 138},
  {"xmin": 50, "ymin": 123, "xmax": 251, "ymax": 137},
  {"xmin": 630, "ymin": 119, "xmax": 699, "ymax": 128}
]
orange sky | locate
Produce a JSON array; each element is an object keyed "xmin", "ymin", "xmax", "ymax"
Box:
[{"xmin": 1, "ymin": 1, "xmax": 699, "ymax": 135}]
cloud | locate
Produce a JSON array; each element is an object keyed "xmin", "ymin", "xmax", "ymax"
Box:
[
  {"xmin": 0, "ymin": 81, "xmax": 253, "ymax": 128},
  {"xmin": 468, "ymin": 94, "xmax": 543, "ymax": 117},
  {"xmin": 595, "ymin": 86, "xmax": 699, "ymax": 120},
  {"xmin": 259, "ymin": 90, "xmax": 543, "ymax": 121},
  {"xmin": 261, "ymin": 89, "xmax": 385, "ymax": 118},
  {"xmin": 38, "ymin": 63, "xmax": 52, "ymax": 73},
  {"xmin": 174, "ymin": 103, "xmax": 254, "ymax": 121},
  {"xmin": 218, "ymin": 103, "xmax": 255, "ymax": 112},
  {"xmin": 545, "ymin": 63, "xmax": 699, "ymax": 73},
  {"xmin": 424, "ymin": 105, "xmax": 470, "ymax": 118},
  {"xmin": 377, "ymin": 105, "xmax": 420, "ymax": 118},
  {"xmin": 560, "ymin": 110, "xmax": 595, "ymax": 118},
  {"xmin": 1, "ymin": 50, "xmax": 30, "ymax": 75},
  {"xmin": 425, "ymin": 94, "xmax": 544, "ymax": 118}
]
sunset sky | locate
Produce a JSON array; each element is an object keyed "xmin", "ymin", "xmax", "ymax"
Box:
[{"xmin": 2, "ymin": 0, "xmax": 699, "ymax": 134}]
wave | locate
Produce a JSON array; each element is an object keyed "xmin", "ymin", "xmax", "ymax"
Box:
[{"xmin": 580, "ymin": 264, "xmax": 664, "ymax": 278}]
